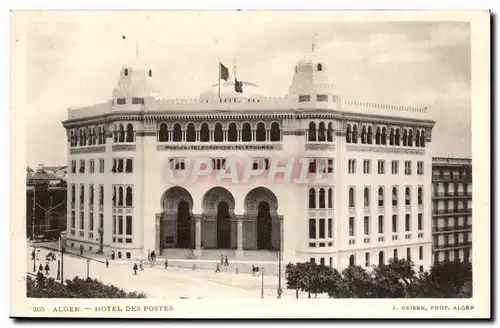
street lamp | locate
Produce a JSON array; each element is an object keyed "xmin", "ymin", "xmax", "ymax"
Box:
[
  {"xmin": 261, "ymin": 267, "xmax": 265, "ymax": 299},
  {"xmin": 277, "ymin": 244, "xmax": 283, "ymax": 299},
  {"xmin": 86, "ymin": 259, "xmax": 90, "ymax": 279},
  {"xmin": 32, "ymin": 246, "xmax": 36, "ymax": 273},
  {"xmin": 97, "ymin": 228, "xmax": 104, "ymax": 254}
]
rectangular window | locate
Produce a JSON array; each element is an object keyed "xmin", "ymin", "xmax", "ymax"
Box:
[
  {"xmin": 363, "ymin": 159, "xmax": 371, "ymax": 174},
  {"xmin": 169, "ymin": 158, "xmax": 186, "ymax": 170},
  {"xmin": 80, "ymin": 211, "xmax": 84, "ymax": 229},
  {"xmin": 71, "ymin": 211, "xmax": 75, "ymax": 229},
  {"xmin": 328, "ymin": 218, "xmax": 332, "ymax": 238},
  {"xmin": 378, "ymin": 215, "xmax": 384, "ymax": 234},
  {"xmin": 348, "ymin": 159, "xmax": 356, "ymax": 174},
  {"xmin": 418, "ymin": 213, "xmax": 423, "ymax": 231},
  {"xmin": 112, "ymin": 158, "xmax": 117, "ymax": 172},
  {"xmin": 112, "ymin": 215, "xmax": 116, "ymax": 235},
  {"xmin": 308, "ymin": 159, "xmax": 317, "ymax": 173},
  {"xmin": 364, "ymin": 216, "xmax": 370, "ymax": 235},
  {"xmin": 118, "ymin": 215, "xmax": 124, "ymax": 235},
  {"xmin": 405, "ymin": 160, "xmax": 412, "ymax": 175},
  {"xmin": 89, "ymin": 159, "xmax": 95, "ymax": 174},
  {"xmin": 126, "ymin": 159, "xmax": 133, "ymax": 173},
  {"xmin": 132, "ymin": 97, "xmax": 144, "ymax": 105},
  {"xmin": 309, "ymin": 219, "xmax": 316, "ymax": 239},
  {"xmin": 405, "ymin": 214, "xmax": 411, "ymax": 232},
  {"xmin": 377, "ymin": 160, "xmax": 385, "ymax": 174},
  {"xmin": 99, "ymin": 159, "xmax": 105, "ymax": 173},
  {"xmin": 419, "ymin": 246, "xmax": 423, "ymax": 260},
  {"xmin": 212, "ymin": 158, "xmax": 227, "ymax": 170},
  {"xmin": 252, "ymin": 158, "xmax": 270, "ymax": 170},
  {"xmin": 309, "ymin": 257, "xmax": 315, "ymax": 264},
  {"xmin": 71, "ymin": 160, "xmax": 76, "ymax": 174},
  {"xmin": 365, "ymin": 252, "xmax": 370, "ymax": 267},
  {"xmin": 117, "ymin": 159, "xmax": 124, "ymax": 172},
  {"xmin": 319, "ymin": 219, "xmax": 325, "ymax": 239},
  {"xmin": 327, "ymin": 159, "xmax": 334, "ymax": 173},
  {"xmin": 349, "ymin": 217, "xmax": 355, "ymax": 236},
  {"xmin": 126, "ymin": 216, "xmax": 133, "ymax": 235},
  {"xmin": 116, "ymin": 98, "xmax": 126, "ymax": 105},
  {"xmin": 99, "ymin": 214, "xmax": 104, "ymax": 229},
  {"xmin": 419, "ymin": 265, "xmax": 424, "ymax": 273},
  {"xmin": 407, "ymin": 247, "xmax": 412, "ymax": 261},
  {"xmin": 393, "ymin": 249, "xmax": 398, "ymax": 260},
  {"xmin": 89, "ymin": 212, "xmax": 94, "ymax": 231},
  {"xmin": 392, "ymin": 215, "xmax": 398, "ymax": 233},
  {"xmin": 79, "ymin": 159, "xmax": 85, "ymax": 173},
  {"xmin": 391, "ymin": 160, "xmax": 399, "ymax": 174},
  {"xmin": 299, "ymin": 95, "xmax": 311, "ymax": 102},
  {"xmin": 417, "ymin": 161, "xmax": 424, "ymax": 175},
  {"xmin": 317, "ymin": 94, "xmax": 328, "ymax": 102}
]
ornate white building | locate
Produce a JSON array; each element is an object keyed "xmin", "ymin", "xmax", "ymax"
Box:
[{"xmin": 63, "ymin": 44, "xmax": 435, "ymax": 271}]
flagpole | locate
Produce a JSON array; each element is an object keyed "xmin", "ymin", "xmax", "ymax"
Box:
[{"xmin": 218, "ymin": 61, "xmax": 221, "ymax": 99}]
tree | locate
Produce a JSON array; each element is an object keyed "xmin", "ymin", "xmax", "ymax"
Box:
[{"xmin": 340, "ymin": 265, "xmax": 373, "ymax": 298}]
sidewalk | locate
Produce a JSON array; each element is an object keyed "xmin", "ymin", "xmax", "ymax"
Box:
[{"xmin": 30, "ymin": 241, "xmax": 106, "ymax": 263}]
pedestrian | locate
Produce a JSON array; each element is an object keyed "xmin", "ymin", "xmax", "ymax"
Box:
[
  {"xmin": 215, "ymin": 263, "xmax": 220, "ymax": 273},
  {"xmin": 31, "ymin": 250, "xmax": 35, "ymax": 260},
  {"xmin": 147, "ymin": 250, "xmax": 151, "ymax": 262},
  {"xmin": 220, "ymin": 254, "xmax": 224, "ymax": 265},
  {"xmin": 140, "ymin": 261, "xmax": 144, "ymax": 271},
  {"xmin": 151, "ymin": 250, "xmax": 156, "ymax": 267},
  {"xmin": 133, "ymin": 262, "xmax": 138, "ymax": 275},
  {"xmin": 80, "ymin": 245, "xmax": 83, "ymax": 256},
  {"xmin": 44, "ymin": 263, "xmax": 50, "ymax": 276},
  {"xmin": 105, "ymin": 258, "xmax": 109, "ymax": 268},
  {"xmin": 164, "ymin": 258, "xmax": 168, "ymax": 270},
  {"xmin": 38, "ymin": 263, "xmax": 43, "ymax": 272},
  {"xmin": 224, "ymin": 256, "xmax": 229, "ymax": 266},
  {"xmin": 252, "ymin": 264, "xmax": 256, "ymax": 276}
]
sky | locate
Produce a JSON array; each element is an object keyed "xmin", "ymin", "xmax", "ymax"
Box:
[{"xmin": 15, "ymin": 11, "xmax": 471, "ymax": 166}]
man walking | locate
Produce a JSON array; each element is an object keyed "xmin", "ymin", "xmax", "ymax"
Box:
[
  {"xmin": 105, "ymin": 258, "xmax": 109, "ymax": 268},
  {"xmin": 224, "ymin": 256, "xmax": 229, "ymax": 266},
  {"xmin": 164, "ymin": 258, "xmax": 168, "ymax": 270},
  {"xmin": 215, "ymin": 263, "xmax": 221, "ymax": 273},
  {"xmin": 133, "ymin": 262, "xmax": 138, "ymax": 275},
  {"xmin": 44, "ymin": 262, "xmax": 50, "ymax": 276}
]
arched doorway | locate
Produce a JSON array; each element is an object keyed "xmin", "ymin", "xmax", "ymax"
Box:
[
  {"xmin": 217, "ymin": 201, "xmax": 231, "ymax": 248},
  {"xmin": 176, "ymin": 200, "xmax": 191, "ymax": 248},
  {"xmin": 257, "ymin": 201, "xmax": 272, "ymax": 250}
]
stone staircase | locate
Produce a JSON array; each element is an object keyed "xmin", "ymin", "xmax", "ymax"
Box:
[{"xmin": 160, "ymin": 248, "xmax": 278, "ymax": 261}]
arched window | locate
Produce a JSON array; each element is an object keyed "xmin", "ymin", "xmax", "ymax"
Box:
[
  {"xmin": 159, "ymin": 123, "xmax": 169, "ymax": 142},
  {"xmin": 319, "ymin": 188, "xmax": 326, "ymax": 208},
  {"xmin": 408, "ymin": 129, "xmax": 413, "ymax": 147},
  {"xmin": 378, "ymin": 187, "xmax": 384, "ymax": 207},
  {"xmin": 405, "ymin": 187, "xmax": 411, "ymax": 206},
  {"xmin": 71, "ymin": 185, "xmax": 75, "ymax": 204},
  {"xmin": 367, "ymin": 126, "xmax": 373, "ymax": 144},
  {"xmin": 381, "ymin": 128, "xmax": 387, "ymax": 145},
  {"xmin": 415, "ymin": 130, "xmax": 420, "ymax": 147},
  {"xmin": 346, "ymin": 124, "xmax": 351, "ymax": 143},
  {"xmin": 173, "ymin": 123, "xmax": 182, "ymax": 142},
  {"xmin": 126, "ymin": 124, "xmax": 134, "ymax": 142},
  {"xmin": 328, "ymin": 188, "xmax": 333, "ymax": 208},
  {"xmin": 112, "ymin": 186, "xmax": 116, "ymax": 206},
  {"xmin": 418, "ymin": 187, "xmax": 423, "ymax": 205},
  {"xmin": 349, "ymin": 255, "xmax": 355, "ymax": 266},
  {"xmin": 200, "ymin": 123, "xmax": 210, "ymax": 142},
  {"xmin": 420, "ymin": 130, "xmax": 426, "ymax": 147},
  {"xmin": 327, "ymin": 123, "xmax": 333, "ymax": 142},
  {"xmin": 389, "ymin": 128, "xmax": 395, "ymax": 145},
  {"xmin": 118, "ymin": 186, "xmax": 124, "ymax": 206},
  {"xmin": 392, "ymin": 187, "xmax": 398, "ymax": 206},
  {"xmin": 309, "ymin": 188, "xmax": 316, "ymax": 209},
  {"xmin": 318, "ymin": 122, "xmax": 326, "ymax": 142},
  {"xmin": 148, "ymin": 69, "xmax": 152, "ymax": 77},
  {"xmin": 402, "ymin": 129, "xmax": 408, "ymax": 146},
  {"xmin": 361, "ymin": 126, "xmax": 367, "ymax": 144},
  {"xmin": 99, "ymin": 186, "xmax": 104, "ymax": 206},
  {"xmin": 379, "ymin": 251, "xmax": 385, "ymax": 265},
  {"xmin": 349, "ymin": 187, "xmax": 355, "ymax": 207},
  {"xmin": 186, "ymin": 123, "xmax": 196, "ymax": 142},
  {"xmin": 70, "ymin": 131, "xmax": 74, "ymax": 147},
  {"xmin": 83, "ymin": 129, "xmax": 87, "ymax": 146},
  {"xmin": 97, "ymin": 127, "xmax": 101, "ymax": 144},
  {"xmin": 317, "ymin": 63, "xmax": 322, "ymax": 71},
  {"xmin": 80, "ymin": 185, "xmax": 84, "ymax": 204},
  {"xmin": 242, "ymin": 122, "xmax": 252, "ymax": 142},
  {"xmin": 364, "ymin": 187, "xmax": 370, "ymax": 206},
  {"xmin": 352, "ymin": 125, "xmax": 358, "ymax": 143},
  {"xmin": 124, "ymin": 68, "xmax": 128, "ymax": 76},
  {"xmin": 395, "ymin": 129, "xmax": 400, "ymax": 146},
  {"xmin": 309, "ymin": 122, "xmax": 317, "ymax": 142},
  {"xmin": 214, "ymin": 122, "xmax": 223, "ymax": 142},
  {"xmin": 270, "ymin": 122, "xmax": 281, "ymax": 141},
  {"xmin": 256, "ymin": 122, "xmax": 266, "ymax": 141},
  {"xmin": 375, "ymin": 127, "xmax": 381, "ymax": 145},
  {"xmin": 118, "ymin": 124, "xmax": 125, "ymax": 142},
  {"xmin": 113, "ymin": 125, "xmax": 118, "ymax": 143},
  {"xmin": 126, "ymin": 187, "xmax": 133, "ymax": 206},
  {"xmin": 228, "ymin": 123, "xmax": 237, "ymax": 142},
  {"xmin": 89, "ymin": 185, "xmax": 94, "ymax": 204}
]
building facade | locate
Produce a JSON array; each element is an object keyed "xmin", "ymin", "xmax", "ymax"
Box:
[
  {"xmin": 431, "ymin": 157, "xmax": 472, "ymax": 264},
  {"xmin": 62, "ymin": 46, "xmax": 435, "ymax": 271}
]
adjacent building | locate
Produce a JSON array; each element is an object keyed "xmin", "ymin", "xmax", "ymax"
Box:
[
  {"xmin": 62, "ymin": 43, "xmax": 435, "ymax": 271},
  {"xmin": 431, "ymin": 157, "xmax": 472, "ymax": 264}
]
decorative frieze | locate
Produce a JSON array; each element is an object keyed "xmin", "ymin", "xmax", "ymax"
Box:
[
  {"xmin": 69, "ymin": 146, "xmax": 106, "ymax": 154},
  {"xmin": 346, "ymin": 145, "xmax": 425, "ymax": 155},
  {"xmin": 156, "ymin": 144, "xmax": 283, "ymax": 151},
  {"xmin": 283, "ymin": 130, "xmax": 305, "ymax": 136},
  {"xmin": 136, "ymin": 131, "xmax": 156, "ymax": 137},
  {"xmin": 112, "ymin": 144, "xmax": 136, "ymax": 152},
  {"xmin": 305, "ymin": 143, "xmax": 336, "ymax": 151}
]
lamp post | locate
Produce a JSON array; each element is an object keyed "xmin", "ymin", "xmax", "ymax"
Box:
[
  {"xmin": 97, "ymin": 228, "xmax": 104, "ymax": 254},
  {"xmin": 86, "ymin": 259, "xmax": 90, "ymax": 279},
  {"xmin": 32, "ymin": 246, "xmax": 36, "ymax": 273},
  {"xmin": 261, "ymin": 267, "xmax": 265, "ymax": 299},
  {"xmin": 56, "ymin": 237, "xmax": 61, "ymax": 280},
  {"xmin": 277, "ymin": 243, "xmax": 283, "ymax": 299}
]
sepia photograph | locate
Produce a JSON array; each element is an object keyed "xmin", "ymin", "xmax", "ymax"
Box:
[{"xmin": 9, "ymin": 10, "xmax": 490, "ymax": 319}]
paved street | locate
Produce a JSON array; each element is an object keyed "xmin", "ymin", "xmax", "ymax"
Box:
[{"xmin": 26, "ymin": 247, "xmax": 318, "ymax": 299}]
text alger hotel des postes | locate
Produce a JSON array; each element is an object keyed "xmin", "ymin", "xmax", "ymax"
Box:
[{"xmin": 63, "ymin": 42, "xmax": 434, "ymax": 271}]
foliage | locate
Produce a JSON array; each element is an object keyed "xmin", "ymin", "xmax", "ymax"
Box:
[
  {"xmin": 26, "ymin": 272, "xmax": 147, "ymax": 298},
  {"xmin": 285, "ymin": 259, "xmax": 472, "ymax": 299}
]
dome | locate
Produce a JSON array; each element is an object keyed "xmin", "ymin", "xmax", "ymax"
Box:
[{"xmin": 199, "ymin": 80, "xmax": 265, "ymax": 101}]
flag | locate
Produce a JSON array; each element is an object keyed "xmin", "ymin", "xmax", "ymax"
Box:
[
  {"xmin": 220, "ymin": 63, "xmax": 229, "ymax": 81},
  {"xmin": 235, "ymin": 78, "xmax": 243, "ymax": 93}
]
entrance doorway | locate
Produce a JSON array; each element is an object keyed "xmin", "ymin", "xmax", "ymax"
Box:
[
  {"xmin": 257, "ymin": 201, "xmax": 272, "ymax": 250},
  {"xmin": 176, "ymin": 200, "xmax": 191, "ymax": 248},
  {"xmin": 217, "ymin": 201, "xmax": 231, "ymax": 248}
]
